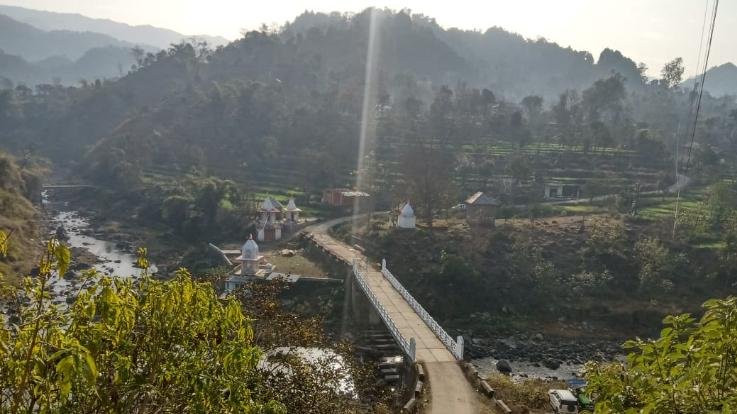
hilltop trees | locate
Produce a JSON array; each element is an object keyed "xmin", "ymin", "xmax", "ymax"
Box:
[
  {"xmin": 400, "ymin": 140, "xmax": 457, "ymax": 226},
  {"xmin": 661, "ymin": 57, "xmax": 685, "ymax": 88}
]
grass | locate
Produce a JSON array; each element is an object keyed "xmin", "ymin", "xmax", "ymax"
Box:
[
  {"xmin": 694, "ymin": 240, "xmax": 726, "ymax": 250},
  {"xmin": 637, "ymin": 194, "xmax": 702, "ymax": 221},
  {"xmin": 484, "ymin": 373, "xmax": 567, "ymax": 412},
  {"xmin": 561, "ymin": 204, "xmax": 609, "ymax": 215},
  {"xmin": 264, "ymin": 252, "xmax": 326, "ymax": 277}
]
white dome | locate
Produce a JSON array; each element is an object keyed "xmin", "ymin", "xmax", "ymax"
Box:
[
  {"xmin": 260, "ymin": 198, "xmax": 277, "ymax": 211},
  {"xmin": 400, "ymin": 202, "xmax": 414, "ymax": 217},
  {"xmin": 286, "ymin": 197, "xmax": 301, "ymax": 211},
  {"xmin": 241, "ymin": 236, "xmax": 259, "ymax": 259}
]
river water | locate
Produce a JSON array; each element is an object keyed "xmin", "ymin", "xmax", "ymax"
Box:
[{"xmin": 42, "ymin": 191, "xmax": 156, "ymax": 304}]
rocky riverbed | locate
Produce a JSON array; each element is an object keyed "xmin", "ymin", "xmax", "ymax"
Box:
[
  {"xmin": 468, "ymin": 333, "xmax": 623, "ymax": 380},
  {"xmin": 39, "ymin": 188, "xmax": 161, "ymax": 305}
]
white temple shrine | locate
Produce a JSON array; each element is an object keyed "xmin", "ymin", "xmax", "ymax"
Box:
[
  {"xmin": 256, "ymin": 198, "xmax": 282, "ymax": 242},
  {"xmin": 255, "ymin": 196, "xmax": 303, "ymax": 242},
  {"xmin": 224, "ymin": 234, "xmax": 273, "ymax": 292},
  {"xmin": 397, "ymin": 201, "xmax": 416, "ymax": 229},
  {"xmin": 237, "ymin": 235, "xmax": 263, "ymax": 276}
]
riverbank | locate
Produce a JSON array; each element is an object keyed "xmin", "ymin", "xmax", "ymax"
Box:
[{"xmin": 468, "ymin": 332, "xmax": 623, "ymax": 380}]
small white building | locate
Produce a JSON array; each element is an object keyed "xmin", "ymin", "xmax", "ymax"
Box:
[
  {"xmin": 237, "ymin": 235, "xmax": 263, "ymax": 276},
  {"xmin": 225, "ymin": 235, "xmax": 271, "ymax": 292},
  {"xmin": 397, "ymin": 201, "xmax": 416, "ymax": 229}
]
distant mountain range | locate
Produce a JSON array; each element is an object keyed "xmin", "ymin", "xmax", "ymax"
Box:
[
  {"xmin": 0, "ymin": 4, "xmax": 735, "ymax": 99},
  {"xmin": 0, "ymin": 5, "xmax": 228, "ymax": 50},
  {"xmin": 0, "ymin": 13, "xmax": 137, "ymax": 61},
  {"xmin": 684, "ymin": 62, "xmax": 737, "ymax": 97},
  {"xmin": 0, "ymin": 5, "xmax": 230, "ymax": 87}
]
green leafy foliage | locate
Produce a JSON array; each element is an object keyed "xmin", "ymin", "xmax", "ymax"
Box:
[
  {"xmin": 585, "ymin": 297, "xmax": 737, "ymax": 413},
  {"xmin": 0, "ymin": 242, "xmax": 286, "ymax": 413}
]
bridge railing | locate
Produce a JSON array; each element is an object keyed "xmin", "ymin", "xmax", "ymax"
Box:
[
  {"xmin": 352, "ymin": 260, "xmax": 416, "ymax": 362},
  {"xmin": 381, "ymin": 259, "xmax": 464, "ymax": 360}
]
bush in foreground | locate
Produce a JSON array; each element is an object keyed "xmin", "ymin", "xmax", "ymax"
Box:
[
  {"xmin": 585, "ymin": 297, "xmax": 737, "ymax": 413},
  {"xmin": 0, "ymin": 240, "xmax": 284, "ymax": 413}
]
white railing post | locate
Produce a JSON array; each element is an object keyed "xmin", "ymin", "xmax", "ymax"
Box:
[
  {"xmin": 456, "ymin": 335, "xmax": 464, "ymax": 360},
  {"xmin": 381, "ymin": 258, "xmax": 386, "ymax": 271}
]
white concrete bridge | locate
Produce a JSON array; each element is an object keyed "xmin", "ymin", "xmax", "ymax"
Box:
[{"xmin": 304, "ymin": 218, "xmax": 485, "ymax": 413}]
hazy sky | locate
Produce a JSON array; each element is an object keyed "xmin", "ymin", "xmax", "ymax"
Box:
[{"xmin": 3, "ymin": 0, "xmax": 735, "ymax": 77}]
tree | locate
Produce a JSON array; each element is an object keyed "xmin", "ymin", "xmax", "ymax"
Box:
[
  {"xmin": 506, "ymin": 155, "xmax": 532, "ymax": 185},
  {"xmin": 520, "ymin": 95, "xmax": 543, "ymax": 121},
  {"xmin": 586, "ymin": 297, "xmax": 737, "ymax": 413},
  {"xmin": 634, "ymin": 237, "xmax": 673, "ymax": 292},
  {"xmin": 400, "ymin": 140, "xmax": 457, "ymax": 226},
  {"xmin": 661, "ymin": 57, "xmax": 685, "ymax": 88}
]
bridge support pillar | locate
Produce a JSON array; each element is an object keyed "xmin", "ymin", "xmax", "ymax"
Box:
[{"xmin": 340, "ymin": 268, "xmax": 353, "ymax": 338}]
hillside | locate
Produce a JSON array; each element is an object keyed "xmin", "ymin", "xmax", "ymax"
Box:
[
  {"xmin": 684, "ymin": 62, "xmax": 737, "ymax": 97},
  {"xmin": 282, "ymin": 11, "xmax": 645, "ymax": 99},
  {"xmin": 0, "ymin": 152, "xmax": 44, "ymax": 279},
  {"xmin": 0, "ymin": 8, "xmax": 734, "ymax": 203},
  {"xmin": 0, "ymin": 4, "xmax": 229, "ymax": 49}
]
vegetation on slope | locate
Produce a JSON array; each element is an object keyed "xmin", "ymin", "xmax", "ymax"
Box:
[
  {"xmin": 342, "ymin": 180, "xmax": 737, "ymax": 336},
  {"xmin": 0, "ymin": 151, "xmax": 45, "ymax": 280}
]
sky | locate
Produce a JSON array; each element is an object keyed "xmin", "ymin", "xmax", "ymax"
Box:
[{"xmin": 2, "ymin": 0, "xmax": 736, "ymax": 78}]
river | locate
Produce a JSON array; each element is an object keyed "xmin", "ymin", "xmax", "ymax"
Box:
[{"xmin": 43, "ymin": 192, "xmax": 156, "ymax": 304}]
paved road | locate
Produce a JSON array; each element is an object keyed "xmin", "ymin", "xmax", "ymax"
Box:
[
  {"xmin": 543, "ymin": 173, "xmax": 691, "ymax": 206},
  {"xmin": 304, "ymin": 216, "xmax": 486, "ymax": 414}
]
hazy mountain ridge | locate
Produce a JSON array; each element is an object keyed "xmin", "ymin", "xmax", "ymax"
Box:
[
  {"xmin": 684, "ymin": 62, "xmax": 737, "ymax": 97},
  {"xmin": 0, "ymin": 13, "xmax": 136, "ymax": 61},
  {"xmin": 0, "ymin": 4, "xmax": 229, "ymax": 49},
  {"xmin": 0, "ymin": 45, "xmax": 136, "ymax": 87}
]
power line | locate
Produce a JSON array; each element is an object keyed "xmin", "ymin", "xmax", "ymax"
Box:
[
  {"xmin": 673, "ymin": 0, "xmax": 719, "ymax": 237},
  {"xmin": 685, "ymin": 0, "xmax": 719, "ymax": 173}
]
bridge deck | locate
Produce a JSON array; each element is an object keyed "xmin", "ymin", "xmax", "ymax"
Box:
[
  {"xmin": 305, "ymin": 217, "xmax": 485, "ymax": 413},
  {"xmin": 310, "ymin": 231, "xmax": 455, "ymax": 363}
]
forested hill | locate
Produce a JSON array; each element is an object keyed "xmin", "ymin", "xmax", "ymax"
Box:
[
  {"xmin": 684, "ymin": 62, "xmax": 737, "ymax": 97},
  {"xmin": 281, "ymin": 10, "xmax": 645, "ymax": 99},
  {"xmin": 0, "ymin": 8, "xmax": 735, "ymax": 202}
]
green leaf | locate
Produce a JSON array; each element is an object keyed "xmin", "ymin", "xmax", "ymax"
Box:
[{"xmin": 54, "ymin": 241, "xmax": 71, "ymax": 277}]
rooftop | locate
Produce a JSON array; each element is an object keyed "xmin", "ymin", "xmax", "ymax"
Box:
[{"xmin": 465, "ymin": 191, "xmax": 499, "ymax": 206}]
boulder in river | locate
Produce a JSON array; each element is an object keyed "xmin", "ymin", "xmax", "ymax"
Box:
[
  {"xmin": 496, "ymin": 359, "xmax": 512, "ymax": 374},
  {"xmin": 543, "ymin": 358, "xmax": 561, "ymax": 370},
  {"xmin": 55, "ymin": 226, "xmax": 69, "ymax": 240}
]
